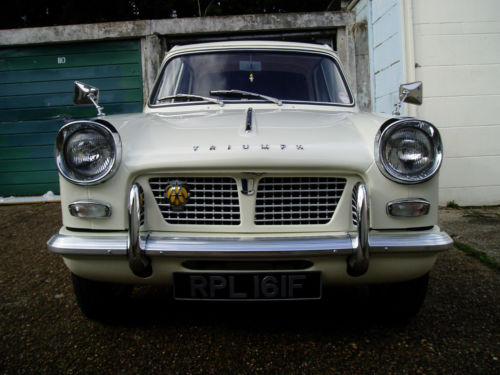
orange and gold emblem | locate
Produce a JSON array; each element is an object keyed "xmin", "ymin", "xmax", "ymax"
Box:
[{"xmin": 165, "ymin": 181, "xmax": 190, "ymax": 211}]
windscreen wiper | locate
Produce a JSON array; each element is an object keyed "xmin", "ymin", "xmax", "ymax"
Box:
[
  {"xmin": 157, "ymin": 94, "xmax": 223, "ymax": 106},
  {"xmin": 210, "ymin": 89, "xmax": 282, "ymax": 106}
]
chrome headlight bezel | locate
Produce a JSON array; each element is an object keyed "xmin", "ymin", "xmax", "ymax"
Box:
[
  {"xmin": 375, "ymin": 118, "xmax": 443, "ymax": 184},
  {"xmin": 55, "ymin": 120, "xmax": 121, "ymax": 186}
]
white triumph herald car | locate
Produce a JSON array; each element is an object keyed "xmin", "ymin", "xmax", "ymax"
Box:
[{"xmin": 47, "ymin": 41, "xmax": 452, "ymax": 320}]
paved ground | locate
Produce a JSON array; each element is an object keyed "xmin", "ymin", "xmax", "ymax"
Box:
[
  {"xmin": 439, "ymin": 206, "xmax": 500, "ymax": 266},
  {"xmin": 0, "ymin": 203, "xmax": 498, "ymax": 375}
]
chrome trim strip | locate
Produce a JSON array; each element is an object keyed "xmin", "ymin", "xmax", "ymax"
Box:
[
  {"xmin": 47, "ymin": 234, "xmax": 127, "ymax": 255},
  {"xmin": 47, "ymin": 231, "xmax": 452, "ymax": 258},
  {"xmin": 145, "ymin": 236, "xmax": 353, "ymax": 257},
  {"xmin": 369, "ymin": 232, "xmax": 453, "ymax": 253}
]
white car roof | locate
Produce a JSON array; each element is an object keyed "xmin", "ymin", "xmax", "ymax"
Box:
[{"xmin": 167, "ymin": 40, "xmax": 336, "ymax": 57}]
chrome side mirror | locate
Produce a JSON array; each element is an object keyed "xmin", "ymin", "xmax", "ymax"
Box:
[
  {"xmin": 73, "ymin": 81, "xmax": 105, "ymax": 116},
  {"xmin": 393, "ymin": 81, "xmax": 423, "ymax": 116}
]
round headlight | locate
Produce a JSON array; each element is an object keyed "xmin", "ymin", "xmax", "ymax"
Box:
[
  {"xmin": 56, "ymin": 120, "xmax": 121, "ymax": 185},
  {"xmin": 375, "ymin": 119, "xmax": 442, "ymax": 184}
]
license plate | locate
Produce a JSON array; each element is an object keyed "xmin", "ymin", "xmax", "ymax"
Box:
[{"xmin": 173, "ymin": 272, "xmax": 321, "ymax": 301}]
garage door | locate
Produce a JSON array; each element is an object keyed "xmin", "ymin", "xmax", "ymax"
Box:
[{"xmin": 0, "ymin": 39, "xmax": 143, "ymax": 197}]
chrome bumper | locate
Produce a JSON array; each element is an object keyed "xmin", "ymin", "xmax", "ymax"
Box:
[
  {"xmin": 47, "ymin": 183, "xmax": 452, "ymax": 278},
  {"xmin": 48, "ymin": 231, "xmax": 452, "ymax": 257}
]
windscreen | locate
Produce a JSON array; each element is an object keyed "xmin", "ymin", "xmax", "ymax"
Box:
[{"xmin": 153, "ymin": 51, "xmax": 353, "ymax": 105}]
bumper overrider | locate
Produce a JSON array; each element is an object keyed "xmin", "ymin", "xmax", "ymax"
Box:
[{"xmin": 47, "ymin": 183, "xmax": 452, "ymax": 279}]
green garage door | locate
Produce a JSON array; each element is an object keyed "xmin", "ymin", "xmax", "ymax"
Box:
[{"xmin": 0, "ymin": 39, "xmax": 143, "ymax": 197}]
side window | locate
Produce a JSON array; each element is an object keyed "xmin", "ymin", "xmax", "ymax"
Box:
[
  {"xmin": 156, "ymin": 58, "xmax": 194, "ymax": 101},
  {"xmin": 313, "ymin": 60, "xmax": 351, "ymax": 104},
  {"xmin": 157, "ymin": 58, "xmax": 181, "ymax": 100},
  {"xmin": 177, "ymin": 63, "xmax": 193, "ymax": 94},
  {"xmin": 313, "ymin": 64, "xmax": 332, "ymax": 102}
]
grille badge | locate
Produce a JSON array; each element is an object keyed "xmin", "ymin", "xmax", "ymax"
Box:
[{"xmin": 165, "ymin": 181, "xmax": 190, "ymax": 211}]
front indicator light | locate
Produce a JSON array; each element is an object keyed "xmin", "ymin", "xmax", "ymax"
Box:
[
  {"xmin": 387, "ymin": 199, "xmax": 430, "ymax": 217},
  {"xmin": 69, "ymin": 201, "xmax": 112, "ymax": 218}
]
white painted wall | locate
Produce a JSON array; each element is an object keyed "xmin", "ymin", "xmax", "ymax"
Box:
[{"xmin": 411, "ymin": 0, "xmax": 500, "ymax": 205}]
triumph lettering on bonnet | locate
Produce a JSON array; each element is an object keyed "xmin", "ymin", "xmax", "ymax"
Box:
[{"xmin": 192, "ymin": 144, "xmax": 305, "ymax": 151}]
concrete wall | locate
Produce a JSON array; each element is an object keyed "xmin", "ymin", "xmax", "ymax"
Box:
[
  {"xmin": 351, "ymin": 0, "xmax": 372, "ymax": 111},
  {"xmin": 0, "ymin": 12, "xmax": 353, "ymax": 45},
  {"xmin": 411, "ymin": 0, "xmax": 500, "ymax": 205}
]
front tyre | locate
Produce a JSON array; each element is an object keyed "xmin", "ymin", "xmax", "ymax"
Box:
[{"xmin": 71, "ymin": 273, "xmax": 133, "ymax": 321}]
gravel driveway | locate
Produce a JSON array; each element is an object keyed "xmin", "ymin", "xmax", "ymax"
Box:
[{"xmin": 0, "ymin": 203, "xmax": 498, "ymax": 375}]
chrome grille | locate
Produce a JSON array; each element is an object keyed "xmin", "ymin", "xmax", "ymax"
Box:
[
  {"xmin": 255, "ymin": 177, "xmax": 346, "ymax": 225},
  {"xmin": 149, "ymin": 177, "xmax": 240, "ymax": 225}
]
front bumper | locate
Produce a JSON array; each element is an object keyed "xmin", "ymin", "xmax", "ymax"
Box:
[
  {"xmin": 48, "ymin": 183, "xmax": 452, "ymax": 282},
  {"xmin": 47, "ymin": 230, "xmax": 452, "ymax": 258}
]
